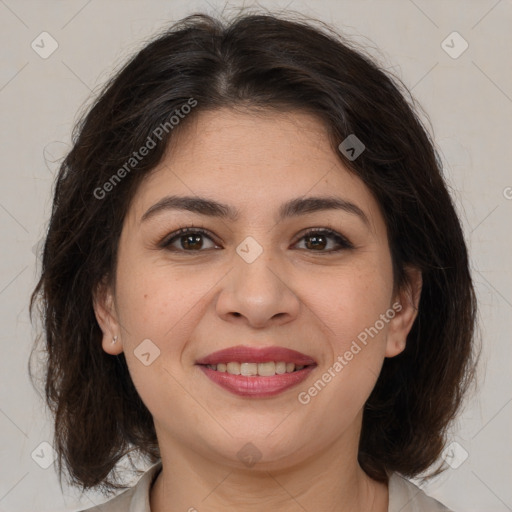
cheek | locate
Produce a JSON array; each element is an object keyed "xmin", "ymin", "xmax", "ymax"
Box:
[
  {"xmin": 113, "ymin": 260, "xmax": 198, "ymax": 411},
  {"xmin": 304, "ymin": 256, "xmax": 394, "ymax": 409},
  {"xmin": 317, "ymin": 258, "xmax": 394, "ymax": 349},
  {"xmin": 114, "ymin": 254, "xmax": 216, "ymax": 352}
]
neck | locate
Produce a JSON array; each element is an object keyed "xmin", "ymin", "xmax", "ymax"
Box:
[{"xmin": 149, "ymin": 427, "xmax": 388, "ymax": 512}]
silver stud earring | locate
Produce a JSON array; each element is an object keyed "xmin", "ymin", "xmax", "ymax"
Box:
[{"xmin": 112, "ymin": 335, "xmax": 118, "ymax": 344}]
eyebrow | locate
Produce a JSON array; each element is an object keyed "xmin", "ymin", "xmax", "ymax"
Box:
[{"xmin": 141, "ymin": 194, "xmax": 370, "ymax": 227}]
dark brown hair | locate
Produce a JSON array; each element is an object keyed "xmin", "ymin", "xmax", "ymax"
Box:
[{"xmin": 29, "ymin": 10, "xmax": 478, "ymax": 496}]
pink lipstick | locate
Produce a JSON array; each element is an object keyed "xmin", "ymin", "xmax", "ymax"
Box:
[{"xmin": 196, "ymin": 345, "xmax": 317, "ymax": 398}]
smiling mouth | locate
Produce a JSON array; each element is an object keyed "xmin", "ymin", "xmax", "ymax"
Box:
[{"xmin": 200, "ymin": 361, "xmax": 313, "ymax": 376}]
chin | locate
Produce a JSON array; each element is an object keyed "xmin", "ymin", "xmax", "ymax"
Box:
[{"xmin": 204, "ymin": 433, "xmax": 311, "ymax": 471}]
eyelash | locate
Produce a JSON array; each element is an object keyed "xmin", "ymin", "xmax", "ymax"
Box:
[{"xmin": 159, "ymin": 225, "xmax": 354, "ymax": 254}]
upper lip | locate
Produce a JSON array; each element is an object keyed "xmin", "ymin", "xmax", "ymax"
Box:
[{"xmin": 196, "ymin": 345, "xmax": 317, "ymax": 366}]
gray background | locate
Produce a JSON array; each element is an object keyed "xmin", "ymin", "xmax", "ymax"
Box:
[{"xmin": 0, "ymin": 0, "xmax": 511, "ymax": 511}]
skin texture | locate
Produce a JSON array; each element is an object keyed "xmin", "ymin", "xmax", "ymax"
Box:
[{"xmin": 93, "ymin": 108, "xmax": 422, "ymax": 511}]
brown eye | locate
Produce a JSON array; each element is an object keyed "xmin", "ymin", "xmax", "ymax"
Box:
[
  {"xmin": 160, "ymin": 227, "xmax": 353, "ymax": 254},
  {"xmin": 161, "ymin": 228, "xmax": 218, "ymax": 252},
  {"xmin": 294, "ymin": 229, "xmax": 353, "ymax": 253}
]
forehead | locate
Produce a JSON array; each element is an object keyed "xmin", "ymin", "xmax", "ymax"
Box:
[{"xmin": 126, "ymin": 108, "xmax": 383, "ymax": 234}]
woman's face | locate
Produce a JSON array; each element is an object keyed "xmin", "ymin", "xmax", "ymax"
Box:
[{"xmin": 95, "ymin": 107, "xmax": 419, "ymax": 470}]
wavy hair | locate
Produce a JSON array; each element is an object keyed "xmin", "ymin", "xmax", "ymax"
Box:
[{"xmin": 29, "ymin": 10, "xmax": 478, "ymax": 495}]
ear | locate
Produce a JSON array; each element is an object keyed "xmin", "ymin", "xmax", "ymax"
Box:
[
  {"xmin": 385, "ymin": 266, "xmax": 423, "ymax": 358},
  {"xmin": 92, "ymin": 276, "xmax": 124, "ymax": 355}
]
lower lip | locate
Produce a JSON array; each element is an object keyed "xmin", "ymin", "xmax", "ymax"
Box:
[{"xmin": 198, "ymin": 365, "xmax": 316, "ymax": 398}]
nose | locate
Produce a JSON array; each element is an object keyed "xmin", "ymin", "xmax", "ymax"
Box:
[{"xmin": 215, "ymin": 247, "xmax": 301, "ymax": 329}]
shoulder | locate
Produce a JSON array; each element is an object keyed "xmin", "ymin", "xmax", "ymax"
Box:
[
  {"xmin": 77, "ymin": 461, "xmax": 163, "ymax": 512},
  {"xmin": 388, "ymin": 472, "xmax": 454, "ymax": 512}
]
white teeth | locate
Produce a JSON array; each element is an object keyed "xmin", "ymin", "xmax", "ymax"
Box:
[
  {"xmin": 240, "ymin": 362, "xmax": 258, "ymax": 376},
  {"xmin": 226, "ymin": 362, "xmax": 241, "ymax": 375},
  {"xmin": 206, "ymin": 361, "xmax": 308, "ymax": 376},
  {"xmin": 275, "ymin": 361, "xmax": 286, "ymax": 374},
  {"xmin": 257, "ymin": 361, "xmax": 275, "ymax": 376}
]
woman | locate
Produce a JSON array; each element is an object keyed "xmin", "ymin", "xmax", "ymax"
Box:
[{"xmin": 29, "ymin": 11, "xmax": 477, "ymax": 512}]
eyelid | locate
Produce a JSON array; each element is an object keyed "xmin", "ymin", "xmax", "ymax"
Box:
[
  {"xmin": 159, "ymin": 225, "xmax": 354, "ymax": 252},
  {"xmin": 159, "ymin": 225, "xmax": 216, "ymax": 249},
  {"xmin": 293, "ymin": 227, "xmax": 354, "ymax": 250}
]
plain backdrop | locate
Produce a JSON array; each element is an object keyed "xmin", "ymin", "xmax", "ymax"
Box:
[{"xmin": 0, "ymin": 1, "xmax": 511, "ymax": 511}]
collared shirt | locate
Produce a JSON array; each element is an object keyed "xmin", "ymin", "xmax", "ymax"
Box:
[{"xmin": 79, "ymin": 461, "xmax": 453, "ymax": 511}]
